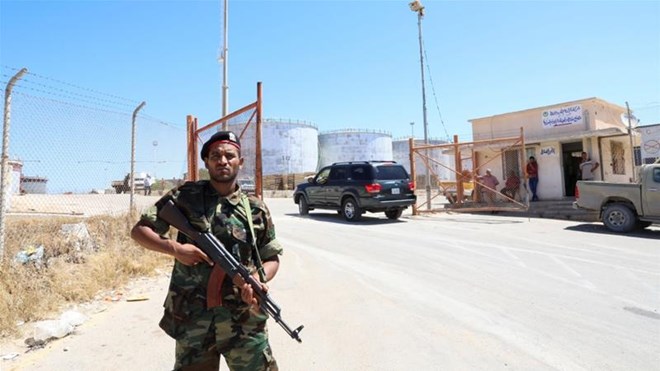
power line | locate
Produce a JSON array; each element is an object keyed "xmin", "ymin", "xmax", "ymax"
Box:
[{"xmin": 421, "ymin": 40, "xmax": 451, "ymax": 142}]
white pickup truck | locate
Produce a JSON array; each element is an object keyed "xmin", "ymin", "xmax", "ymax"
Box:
[{"xmin": 573, "ymin": 160, "xmax": 660, "ymax": 232}]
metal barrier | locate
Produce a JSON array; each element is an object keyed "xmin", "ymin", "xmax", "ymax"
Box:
[{"xmin": 410, "ymin": 128, "xmax": 530, "ymax": 214}]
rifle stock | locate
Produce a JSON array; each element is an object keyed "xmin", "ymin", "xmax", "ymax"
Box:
[{"xmin": 157, "ymin": 199, "xmax": 303, "ymax": 343}]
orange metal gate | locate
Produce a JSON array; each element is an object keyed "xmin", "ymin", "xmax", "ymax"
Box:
[
  {"xmin": 186, "ymin": 82, "xmax": 263, "ymax": 198},
  {"xmin": 409, "ymin": 128, "xmax": 529, "ymax": 215}
]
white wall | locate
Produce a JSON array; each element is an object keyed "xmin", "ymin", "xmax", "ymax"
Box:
[{"xmin": 535, "ymin": 142, "xmax": 564, "ymax": 199}]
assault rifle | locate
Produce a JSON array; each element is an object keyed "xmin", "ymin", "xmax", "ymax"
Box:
[{"xmin": 157, "ymin": 199, "xmax": 303, "ymax": 343}]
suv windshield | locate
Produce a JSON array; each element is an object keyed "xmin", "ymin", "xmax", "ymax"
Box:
[{"xmin": 375, "ymin": 165, "xmax": 409, "ymax": 180}]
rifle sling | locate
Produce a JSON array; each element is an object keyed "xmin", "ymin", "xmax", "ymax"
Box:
[{"xmin": 241, "ymin": 194, "xmax": 266, "ymax": 283}]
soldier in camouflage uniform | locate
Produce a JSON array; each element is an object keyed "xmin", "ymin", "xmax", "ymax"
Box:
[{"xmin": 131, "ymin": 131, "xmax": 282, "ymax": 371}]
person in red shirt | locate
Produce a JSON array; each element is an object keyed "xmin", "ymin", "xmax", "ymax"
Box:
[{"xmin": 526, "ymin": 156, "xmax": 539, "ymax": 201}]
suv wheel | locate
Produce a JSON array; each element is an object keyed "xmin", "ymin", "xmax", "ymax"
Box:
[
  {"xmin": 342, "ymin": 198, "xmax": 362, "ymax": 222},
  {"xmin": 385, "ymin": 209, "xmax": 403, "ymax": 220},
  {"xmin": 298, "ymin": 196, "xmax": 309, "ymax": 216}
]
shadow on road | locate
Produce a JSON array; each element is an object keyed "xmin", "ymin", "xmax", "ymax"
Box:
[
  {"xmin": 287, "ymin": 212, "xmax": 406, "ymax": 225},
  {"xmin": 565, "ymin": 223, "xmax": 660, "ymax": 240}
]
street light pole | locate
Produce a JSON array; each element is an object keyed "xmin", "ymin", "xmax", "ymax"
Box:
[
  {"xmin": 410, "ymin": 121, "xmax": 415, "ymax": 138},
  {"xmin": 220, "ymin": 0, "xmax": 229, "ymax": 128},
  {"xmin": 410, "ymin": 0, "xmax": 431, "ymax": 209}
]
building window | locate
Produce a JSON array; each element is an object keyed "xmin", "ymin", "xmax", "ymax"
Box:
[
  {"xmin": 526, "ymin": 148, "xmax": 536, "ymax": 161},
  {"xmin": 610, "ymin": 141, "xmax": 625, "ymax": 175},
  {"xmin": 634, "ymin": 146, "xmax": 642, "ymax": 166},
  {"xmin": 502, "ymin": 149, "xmax": 521, "ymax": 177}
]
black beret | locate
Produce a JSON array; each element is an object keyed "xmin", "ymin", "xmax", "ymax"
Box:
[{"xmin": 200, "ymin": 131, "xmax": 241, "ymax": 159}]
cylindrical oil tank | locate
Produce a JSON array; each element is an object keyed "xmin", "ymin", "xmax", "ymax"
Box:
[
  {"xmin": 392, "ymin": 138, "xmax": 454, "ymax": 181},
  {"xmin": 318, "ymin": 129, "xmax": 392, "ymax": 169},
  {"xmin": 229, "ymin": 119, "xmax": 318, "ymax": 178}
]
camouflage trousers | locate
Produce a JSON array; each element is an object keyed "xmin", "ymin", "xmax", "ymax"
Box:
[{"xmin": 173, "ymin": 305, "xmax": 278, "ymax": 371}]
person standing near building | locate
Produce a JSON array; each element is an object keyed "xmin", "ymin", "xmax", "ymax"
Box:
[
  {"xmin": 130, "ymin": 131, "xmax": 282, "ymax": 370},
  {"xmin": 477, "ymin": 169, "xmax": 500, "ymax": 204},
  {"xmin": 526, "ymin": 156, "xmax": 539, "ymax": 201},
  {"xmin": 143, "ymin": 174, "xmax": 152, "ymax": 196},
  {"xmin": 579, "ymin": 151, "xmax": 600, "ymax": 180}
]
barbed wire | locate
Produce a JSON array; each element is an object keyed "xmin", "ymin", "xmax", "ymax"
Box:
[
  {"xmin": 2, "ymin": 65, "xmax": 139, "ymax": 105},
  {"xmin": 139, "ymin": 113, "xmax": 184, "ymax": 129},
  {"xmin": 5, "ymin": 90, "xmax": 134, "ymax": 119},
  {"xmin": 0, "ymin": 79, "xmax": 141, "ymax": 113},
  {"xmin": 2, "ymin": 75, "xmax": 138, "ymax": 109}
]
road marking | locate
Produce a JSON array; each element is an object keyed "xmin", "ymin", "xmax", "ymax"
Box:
[
  {"xmin": 498, "ymin": 247, "xmax": 527, "ymax": 268},
  {"xmin": 551, "ymin": 256, "xmax": 597, "ymax": 290}
]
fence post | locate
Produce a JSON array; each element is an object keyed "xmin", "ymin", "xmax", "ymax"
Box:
[
  {"xmin": 0, "ymin": 67, "xmax": 28, "ymax": 261},
  {"xmin": 409, "ymin": 137, "xmax": 417, "ymax": 215},
  {"xmin": 130, "ymin": 101, "xmax": 146, "ymax": 215}
]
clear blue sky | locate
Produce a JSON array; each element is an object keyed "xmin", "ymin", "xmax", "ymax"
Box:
[{"xmin": 2, "ymin": 0, "xmax": 658, "ymax": 140}]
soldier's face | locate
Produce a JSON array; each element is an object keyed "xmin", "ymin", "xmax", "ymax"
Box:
[{"xmin": 204, "ymin": 143, "xmax": 243, "ymax": 183}]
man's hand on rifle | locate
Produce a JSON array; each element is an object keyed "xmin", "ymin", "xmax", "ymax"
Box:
[
  {"xmin": 232, "ymin": 274, "xmax": 268, "ymax": 308},
  {"xmin": 130, "ymin": 223, "xmax": 214, "ymax": 268},
  {"xmin": 171, "ymin": 241, "xmax": 214, "ymax": 267}
]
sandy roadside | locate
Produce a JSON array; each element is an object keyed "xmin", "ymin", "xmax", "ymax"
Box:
[{"xmin": 0, "ymin": 268, "xmax": 173, "ymax": 370}]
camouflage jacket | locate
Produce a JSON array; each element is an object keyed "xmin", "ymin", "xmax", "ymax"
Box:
[{"xmin": 139, "ymin": 181, "xmax": 283, "ymax": 338}]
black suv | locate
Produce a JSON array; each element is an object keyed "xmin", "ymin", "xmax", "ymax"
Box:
[{"xmin": 293, "ymin": 161, "xmax": 417, "ymax": 221}]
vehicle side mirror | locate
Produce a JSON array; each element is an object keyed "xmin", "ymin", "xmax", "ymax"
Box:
[{"xmin": 308, "ymin": 177, "xmax": 314, "ymax": 184}]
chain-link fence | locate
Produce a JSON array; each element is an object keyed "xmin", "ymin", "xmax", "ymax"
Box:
[{"xmin": 1, "ymin": 67, "xmax": 185, "ymax": 216}]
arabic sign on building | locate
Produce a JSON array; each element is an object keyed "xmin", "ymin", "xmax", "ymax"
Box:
[
  {"xmin": 540, "ymin": 146, "xmax": 557, "ymax": 156},
  {"xmin": 639, "ymin": 124, "xmax": 660, "ymax": 163},
  {"xmin": 542, "ymin": 104, "xmax": 583, "ymax": 128}
]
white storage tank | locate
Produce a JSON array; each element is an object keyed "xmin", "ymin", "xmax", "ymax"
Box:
[
  {"xmin": 318, "ymin": 129, "xmax": 392, "ymax": 168},
  {"xmin": 229, "ymin": 119, "xmax": 318, "ymax": 177},
  {"xmin": 392, "ymin": 138, "xmax": 454, "ymax": 181}
]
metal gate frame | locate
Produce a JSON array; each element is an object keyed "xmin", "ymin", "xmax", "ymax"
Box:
[
  {"xmin": 410, "ymin": 128, "xmax": 529, "ymax": 215},
  {"xmin": 186, "ymin": 82, "xmax": 263, "ymax": 198}
]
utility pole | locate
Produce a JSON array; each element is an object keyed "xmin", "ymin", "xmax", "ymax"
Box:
[
  {"xmin": 220, "ymin": 0, "xmax": 229, "ymax": 129},
  {"xmin": 625, "ymin": 101, "xmax": 636, "ymax": 182},
  {"xmin": 410, "ymin": 0, "xmax": 431, "ymax": 209},
  {"xmin": 410, "ymin": 121, "xmax": 415, "ymax": 138}
]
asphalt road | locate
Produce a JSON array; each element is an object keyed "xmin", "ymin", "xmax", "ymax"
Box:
[{"xmin": 2, "ymin": 198, "xmax": 659, "ymax": 371}]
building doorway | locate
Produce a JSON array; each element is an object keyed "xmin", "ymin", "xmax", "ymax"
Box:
[{"xmin": 562, "ymin": 142, "xmax": 583, "ymax": 197}]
